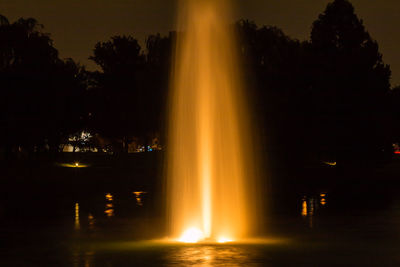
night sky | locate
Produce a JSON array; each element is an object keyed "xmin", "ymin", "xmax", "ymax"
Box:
[{"xmin": 1, "ymin": 0, "xmax": 399, "ymax": 85}]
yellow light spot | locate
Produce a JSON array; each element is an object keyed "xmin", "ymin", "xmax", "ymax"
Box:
[
  {"xmin": 323, "ymin": 161, "xmax": 337, "ymax": 166},
  {"xmin": 320, "ymin": 193, "xmax": 326, "ymax": 197},
  {"xmin": 179, "ymin": 227, "xmax": 205, "ymax": 243},
  {"xmin": 57, "ymin": 162, "xmax": 89, "ymax": 168},
  {"xmin": 105, "ymin": 193, "xmax": 113, "ymax": 201}
]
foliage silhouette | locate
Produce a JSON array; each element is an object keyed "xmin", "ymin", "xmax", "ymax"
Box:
[{"xmin": 0, "ymin": 15, "xmax": 87, "ymax": 158}]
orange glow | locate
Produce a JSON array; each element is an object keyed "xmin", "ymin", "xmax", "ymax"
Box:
[
  {"xmin": 217, "ymin": 237, "xmax": 234, "ymax": 243},
  {"xmin": 105, "ymin": 193, "xmax": 113, "ymax": 201},
  {"xmin": 167, "ymin": 0, "xmax": 258, "ymax": 242},
  {"xmin": 104, "ymin": 209, "xmax": 114, "ymax": 215},
  {"xmin": 105, "ymin": 193, "xmax": 114, "ymax": 217},
  {"xmin": 179, "ymin": 227, "xmax": 205, "ymax": 243},
  {"xmin": 133, "ymin": 191, "xmax": 146, "ymax": 206},
  {"xmin": 301, "ymin": 200, "xmax": 307, "ymax": 216}
]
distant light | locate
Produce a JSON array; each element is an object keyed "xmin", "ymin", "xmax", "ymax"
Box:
[
  {"xmin": 323, "ymin": 161, "xmax": 337, "ymax": 166},
  {"xmin": 57, "ymin": 162, "xmax": 89, "ymax": 168},
  {"xmin": 320, "ymin": 193, "xmax": 326, "ymax": 197},
  {"xmin": 395, "ymin": 151, "xmax": 400, "ymax": 154},
  {"xmin": 179, "ymin": 227, "xmax": 204, "ymax": 243}
]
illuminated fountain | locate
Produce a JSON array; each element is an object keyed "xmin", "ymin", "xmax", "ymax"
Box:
[{"xmin": 166, "ymin": 0, "xmax": 259, "ymax": 243}]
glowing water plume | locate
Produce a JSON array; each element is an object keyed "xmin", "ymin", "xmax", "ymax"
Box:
[{"xmin": 167, "ymin": 0, "xmax": 259, "ymax": 243}]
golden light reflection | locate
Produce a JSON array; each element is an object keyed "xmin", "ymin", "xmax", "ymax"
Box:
[
  {"xmin": 320, "ymin": 192, "xmax": 327, "ymax": 206},
  {"xmin": 75, "ymin": 202, "xmax": 80, "ymax": 230},
  {"xmin": 163, "ymin": 243, "xmax": 261, "ymax": 266},
  {"xmin": 88, "ymin": 213, "xmax": 95, "ymax": 230},
  {"xmin": 167, "ymin": 0, "xmax": 258, "ymax": 242},
  {"xmin": 104, "ymin": 208, "xmax": 114, "ymax": 217},
  {"xmin": 301, "ymin": 199, "xmax": 307, "ymax": 217},
  {"xmin": 301, "ymin": 194, "xmax": 329, "ymax": 228},
  {"xmin": 105, "ymin": 193, "xmax": 114, "ymax": 217},
  {"xmin": 133, "ymin": 191, "xmax": 146, "ymax": 206},
  {"xmin": 309, "ymin": 199, "xmax": 314, "ymax": 216},
  {"xmin": 105, "ymin": 193, "xmax": 113, "ymax": 201}
]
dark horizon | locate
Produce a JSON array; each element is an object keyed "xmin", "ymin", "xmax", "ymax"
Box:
[{"xmin": 1, "ymin": 0, "xmax": 399, "ymax": 85}]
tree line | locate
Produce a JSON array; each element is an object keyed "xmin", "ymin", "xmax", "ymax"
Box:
[{"xmin": 0, "ymin": 0, "xmax": 399, "ymax": 165}]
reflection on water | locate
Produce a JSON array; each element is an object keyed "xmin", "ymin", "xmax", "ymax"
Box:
[
  {"xmin": 320, "ymin": 193, "xmax": 327, "ymax": 206},
  {"xmin": 164, "ymin": 245, "xmax": 259, "ymax": 267},
  {"xmin": 72, "ymin": 246, "xmax": 95, "ymax": 267},
  {"xmin": 88, "ymin": 213, "xmax": 95, "ymax": 230},
  {"xmin": 105, "ymin": 193, "xmax": 114, "ymax": 217},
  {"xmin": 70, "ymin": 243, "xmax": 276, "ymax": 267},
  {"xmin": 301, "ymin": 200, "xmax": 307, "ymax": 217},
  {"xmin": 133, "ymin": 191, "xmax": 146, "ymax": 206},
  {"xmin": 301, "ymin": 193, "xmax": 328, "ymax": 228},
  {"xmin": 75, "ymin": 203, "xmax": 80, "ymax": 230},
  {"xmin": 105, "ymin": 193, "xmax": 113, "ymax": 201}
]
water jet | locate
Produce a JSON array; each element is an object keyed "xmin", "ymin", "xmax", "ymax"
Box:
[{"xmin": 166, "ymin": 0, "xmax": 260, "ymax": 243}]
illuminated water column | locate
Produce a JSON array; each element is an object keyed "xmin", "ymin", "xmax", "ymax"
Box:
[{"xmin": 167, "ymin": 0, "xmax": 259, "ymax": 243}]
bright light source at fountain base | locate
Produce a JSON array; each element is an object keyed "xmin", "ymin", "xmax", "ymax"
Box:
[
  {"xmin": 177, "ymin": 228, "xmax": 237, "ymax": 244},
  {"xmin": 217, "ymin": 237, "xmax": 234, "ymax": 243},
  {"xmin": 178, "ymin": 227, "xmax": 205, "ymax": 243}
]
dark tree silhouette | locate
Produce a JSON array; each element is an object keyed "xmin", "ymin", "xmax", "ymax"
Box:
[
  {"xmin": 236, "ymin": 20, "xmax": 310, "ymax": 164},
  {"xmin": 143, "ymin": 33, "xmax": 172, "ymax": 143},
  {"xmin": 0, "ymin": 15, "xmax": 87, "ymax": 158},
  {"xmin": 309, "ymin": 0, "xmax": 392, "ymax": 164},
  {"xmin": 89, "ymin": 35, "xmax": 146, "ymax": 152}
]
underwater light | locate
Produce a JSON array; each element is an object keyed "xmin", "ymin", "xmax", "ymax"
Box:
[{"xmin": 179, "ymin": 227, "xmax": 205, "ymax": 243}]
